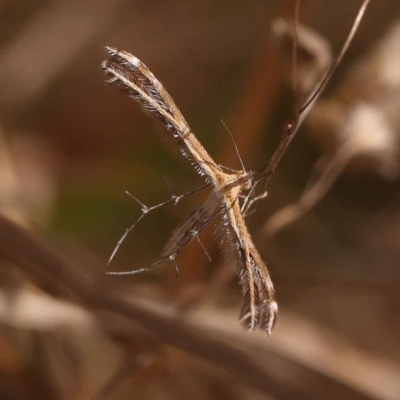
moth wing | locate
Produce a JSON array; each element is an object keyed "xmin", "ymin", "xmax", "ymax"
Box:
[
  {"xmin": 161, "ymin": 193, "xmax": 218, "ymax": 257},
  {"xmin": 239, "ymin": 254, "xmax": 277, "ymax": 336},
  {"xmin": 222, "ymin": 199, "xmax": 278, "ymax": 336},
  {"xmin": 102, "ymin": 48, "xmax": 219, "ymax": 180}
]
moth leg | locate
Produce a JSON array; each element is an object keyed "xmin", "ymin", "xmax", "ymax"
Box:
[
  {"xmin": 107, "ymin": 206, "xmax": 224, "ymax": 275},
  {"xmin": 195, "ymin": 233, "xmax": 212, "ymax": 262},
  {"xmin": 243, "ymin": 190, "xmax": 268, "ymax": 216},
  {"xmin": 108, "ymin": 183, "xmax": 210, "ymax": 265},
  {"xmin": 173, "ymin": 259, "xmax": 179, "ymax": 276},
  {"xmin": 161, "ymin": 192, "xmax": 218, "ymax": 257},
  {"xmin": 218, "ymin": 164, "xmax": 237, "ymax": 173}
]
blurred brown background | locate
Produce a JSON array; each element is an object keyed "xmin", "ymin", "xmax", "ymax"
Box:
[{"xmin": 0, "ymin": 0, "xmax": 400, "ymax": 399}]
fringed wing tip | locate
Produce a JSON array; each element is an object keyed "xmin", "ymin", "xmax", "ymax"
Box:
[
  {"xmin": 101, "ymin": 60, "xmax": 116, "ymax": 84},
  {"xmin": 104, "ymin": 45, "xmax": 117, "ymax": 55},
  {"xmin": 238, "ymin": 252, "xmax": 278, "ymax": 336},
  {"xmin": 103, "ymin": 46, "xmax": 141, "ymax": 68},
  {"xmin": 264, "ymin": 300, "xmax": 278, "ymax": 336},
  {"xmin": 240, "ymin": 300, "xmax": 278, "ymax": 336}
]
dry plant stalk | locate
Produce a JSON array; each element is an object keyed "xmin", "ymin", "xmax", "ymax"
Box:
[
  {"xmin": 102, "ymin": 0, "xmax": 371, "ymax": 336},
  {"xmin": 0, "ymin": 214, "xmax": 387, "ymax": 400},
  {"xmin": 265, "ymin": 16, "xmax": 400, "ymax": 237}
]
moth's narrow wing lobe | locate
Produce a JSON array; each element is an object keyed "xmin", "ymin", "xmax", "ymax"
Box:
[
  {"xmin": 104, "ymin": 47, "xmax": 187, "ymax": 127},
  {"xmin": 239, "ymin": 252, "xmax": 277, "ymax": 336},
  {"xmin": 102, "ymin": 60, "xmax": 181, "ymax": 135},
  {"xmin": 105, "ymin": 48, "xmax": 190, "ymax": 125},
  {"xmin": 102, "ymin": 48, "xmax": 220, "ymax": 180},
  {"xmin": 223, "ymin": 199, "xmax": 277, "ymax": 336},
  {"xmin": 161, "ymin": 193, "xmax": 218, "ymax": 257}
]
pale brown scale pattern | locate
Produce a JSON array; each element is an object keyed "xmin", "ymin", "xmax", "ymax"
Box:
[
  {"xmin": 161, "ymin": 193, "xmax": 219, "ymax": 257},
  {"xmin": 102, "ymin": 48, "xmax": 277, "ymax": 335}
]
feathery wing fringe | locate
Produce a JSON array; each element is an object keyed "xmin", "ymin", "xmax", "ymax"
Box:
[
  {"xmin": 102, "ymin": 46, "xmax": 190, "ymax": 136},
  {"xmin": 101, "ymin": 47, "xmax": 219, "ymax": 180},
  {"xmin": 239, "ymin": 253, "xmax": 277, "ymax": 336},
  {"xmin": 161, "ymin": 193, "xmax": 218, "ymax": 257},
  {"xmin": 102, "ymin": 47, "xmax": 278, "ymax": 336}
]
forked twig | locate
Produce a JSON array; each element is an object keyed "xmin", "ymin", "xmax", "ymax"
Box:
[
  {"xmin": 257, "ymin": 0, "xmax": 371, "ymax": 193},
  {"xmin": 262, "ymin": 141, "xmax": 356, "ymax": 237}
]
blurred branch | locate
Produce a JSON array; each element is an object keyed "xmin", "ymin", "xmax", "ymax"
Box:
[
  {"xmin": 0, "ymin": 214, "xmax": 377, "ymax": 400},
  {"xmin": 0, "ymin": 0, "xmax": 124, "ymax": 115},
  {"xmin": 262, "ymin": 142, "xmax": 355, "ymax": 237},
  {"xmin": 0, "ymin": 287, "xmax": 95, "ymax": 331},
  {"xmin": 307, "ymin": 21, "xmax": 400, "ymax": 179},
  {"xmin": 272, "ymin": 17, "xmax": 332, "ymax": 99},
  {"xmin": 0, "ymin": 125, "xmax": 57, "ymax": 230},
  {"xmin": 39, "ymin": 330, "xmax": 85, "ymax": 400},
  {"xmin": 94, "ymin": 353, "xmax": 153, "ymax": 400},
  {"xmin": 0, "ymin": 123, "xmax": 27, "ymax": 226}
]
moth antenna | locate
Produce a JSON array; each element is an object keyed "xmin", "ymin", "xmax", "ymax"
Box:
[
  {"xmin": 240, "ymin": 177, "xmax": 263, "ymax": 213},
  {"xmin": 221, "ymin": 120, "xmax": 246, "ymax": 172},
  {"xmin": 218, "ymin": 164, "xmax": 237, "ymax": 173}
]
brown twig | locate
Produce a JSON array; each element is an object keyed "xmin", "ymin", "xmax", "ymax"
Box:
[
  {"xmin": 259, "ymin": 0, "xmax": 371, "ymax": 191},
  {"xmin": 0, "ymin": 214, "xmax": 377, "ymax": 400},
  {"xmin": 0, "ymin": 0, "xmax": 125, "ymax": 115},
  {"xmin": 262, "ymin": 141, "xmax": 356, "ymax": 237},
  {"xmin": 94, "ymin": 353, "xmax": 151, "ymax": 400}
]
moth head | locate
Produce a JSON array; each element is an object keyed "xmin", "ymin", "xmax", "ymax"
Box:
[{"xmin": 237, "ymin": 170, "xmax": 253, "ymax": 191}]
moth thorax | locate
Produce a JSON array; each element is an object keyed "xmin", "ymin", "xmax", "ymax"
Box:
[
  {"xmin": 236, "ymin": 170, "xmax": 252, "ymax": 191},
  {"xmin": 242, "ymin": 180, "xmax": 252, "ymax": 191}
]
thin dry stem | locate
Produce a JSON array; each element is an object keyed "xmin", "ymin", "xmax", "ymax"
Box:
[
  {"xmin": 262, "ymin": 142, "xmax": 356, "ymax": 237},
  {"xmin": 0, "ymin": 0, "xmax": 124, "ymax": 114},
  {"xmin": 94, "ymin": 353, "xmax": 152, "ymax": 400},
  {"xmin": 300, "ymin": 0, "xmax": 371, "ymax": 114},
  {"xmin": 259, "ymin": 0, "xmax": 371, "ymax": 191}
]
